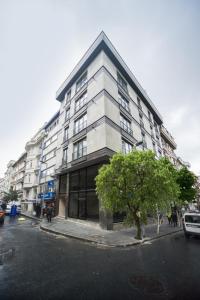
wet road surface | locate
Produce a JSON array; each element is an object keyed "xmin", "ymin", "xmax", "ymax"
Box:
[{"xmin": 0, "ymin": 216, "xmax": 200, "ymax": 300}]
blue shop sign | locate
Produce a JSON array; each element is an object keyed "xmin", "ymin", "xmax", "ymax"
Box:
[
  {"xmin": 48, "ymin": 180, "xmax": 54, "ymax": 187},
  {"xmin": 38, "ymin": 192, "xmax": 55, "ymax": 200}
]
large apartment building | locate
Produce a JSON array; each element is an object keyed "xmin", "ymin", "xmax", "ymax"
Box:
[
  {"xmin": 54, "ymin": 32, "xmax": 164, "ymax": 229},
  {"xmin": 22, "ymin": 127, "xmax": 46, "ymax": 211},
  {"xmin": 160, "ymin": 125, "xmax": 177, "ymax": 166},
  {"xmin": 12, "ymin": 152, "xmax": 27, "ymax": 201},
  {"xmin": 39, "ymin": 111, "xmax": 60, "ymax": 206}
]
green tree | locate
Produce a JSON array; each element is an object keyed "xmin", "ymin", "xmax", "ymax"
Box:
[
  {"xmin": 3, "ymin": 188, "xmax": 19, "ymax": 203},
  {"xmin": 96, "ymin": 150, "xmax": 179, "ymax": 240},
  {"xmin": 176, "ymin": 167, "xmax": 197, "ymax": 204}
]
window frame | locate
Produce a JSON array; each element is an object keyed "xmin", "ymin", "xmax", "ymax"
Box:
[{"xmin": 76, "ymin": 72, "xmax": 87, "ymax": 92}]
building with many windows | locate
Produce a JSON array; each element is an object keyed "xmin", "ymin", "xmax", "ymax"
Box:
[
  {"xmin": 11, "ymin": 152, "xmax": 27, "ymax": 201},
  {"xmin": 160, "ymin": 125, "xmax": 177, "ymax": 165},
  {"xmin": 22, "ymin": 127, "xmax": 46, "ymax": 212},
  {"xmin": 39, "ymin": 111, "xmax": 60, "ymax": 207},
  {"xmin": 54, "ymin": 32, "xmax": 164, "ymax": 229},
  {"xmin": 3, "ymin": 160, "xmax": 15, "ymax": 193}
]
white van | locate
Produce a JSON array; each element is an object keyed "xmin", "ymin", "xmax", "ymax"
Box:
[{"xmin": 183, "ymin": 212, "xmax": 200, "ymax": 238}]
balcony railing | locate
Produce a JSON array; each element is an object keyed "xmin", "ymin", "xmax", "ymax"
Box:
[
  {"xmin": 74, "ymin": 121, "xmax": 87, "ymax": 135},
  {"xmin": 72, "ymin": 147, "xmax": 87, "ymax": 160},
  {"xmin": 120, "ymin": 121, "xmax": 133, "ymax": 136}
]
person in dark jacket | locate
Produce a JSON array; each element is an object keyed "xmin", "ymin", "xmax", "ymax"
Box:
[
  {"xmin": 46, "ymin": 205, "xmax": 53, "ymax": 223},
  {"xmin": 171, "ymin": 211, "xmax": 178, "ymax": 227}
]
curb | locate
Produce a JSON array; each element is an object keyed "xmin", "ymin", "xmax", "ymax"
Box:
[
  {"xmin": 20, "ymin": 213, "xmax": 41, "ymax": 222},
  {"xmin": 40, "ymin": 223, "xmax": 183, "ymax": 248}
]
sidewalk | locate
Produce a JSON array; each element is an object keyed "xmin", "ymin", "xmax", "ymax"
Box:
[
  {"xmin": 40, "ymin": 217, "xmax": 183, "ymax": 247},
  {"xmin": 21, "ymin": 211, "xmax": 41, "ymax": 221}
]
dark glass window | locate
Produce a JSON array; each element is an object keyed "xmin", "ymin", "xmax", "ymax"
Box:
[
  {"xmin": 86, "ymin": 165, "xmax": 99, "ymax": 189},
  {"xmin": 70, "ymin": 171, "xmax": 79, "ymax": 191},
  {"xmin": 59, "ymin": 174, "xmax": 67, "ymax": 193},
  {"xmin": 80, "ymin": 168, "xmax": 86, "ymax": 189}
]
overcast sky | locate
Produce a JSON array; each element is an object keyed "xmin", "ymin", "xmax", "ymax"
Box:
[{"xmin": 0, "ymin": 0, "xmax": 199, "ymax": 177}]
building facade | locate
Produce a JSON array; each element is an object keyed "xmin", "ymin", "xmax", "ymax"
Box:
[
  {"xmin": 0, "ymin": 178, "xmax": 6, "ymax": 199},
  {"xmin": 39, "ymin": 111, "xmax": 60, "ymax": 208},
  {"xmin": 12, "ymin": 152, "xmax": 27, "ymax": 201},
  {"xmin": 22, "ymin": 127, "xmax": 46, "ymax": 212},
  {"xmin": 54, "ymin": 32, "xmax": 164, "ymax": 229},
  {"xmin": 3, "ymin": 160, "xmax": 15, "ymax": 193},
  {"xmin": 160, "ymin": 125, "xmax": 177, "ymax": 165}
]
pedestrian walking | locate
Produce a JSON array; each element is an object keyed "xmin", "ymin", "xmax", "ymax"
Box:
[
  {"xmin": 46, "ymin": 205, "xmax": 53, "ymax": 223},
  {"xmin": 171, "ymin": 211, "xmax": 177, "ymax": 227},
  {"xmin": 166, "ymin": 212, "xmax": 172, "ymax": 225}
]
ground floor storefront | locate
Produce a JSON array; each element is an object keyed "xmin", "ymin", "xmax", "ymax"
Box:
[{"xmin": 57, "ymin": 163, "xmax": 113, "ymax": 229}]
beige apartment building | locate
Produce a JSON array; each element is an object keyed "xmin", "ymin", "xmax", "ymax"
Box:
[
  {"xmin": 160, "ymin": 125, "xmax": 177, "ymax": 166},
  {"xmin": 54, "ymin": 32, "xmax": 164, "ymax": 229},
  {"xmin": 22, "ymin": 127, "xmax": 46, "ymax": 212},
  {"xmin": 11, "ymin": 152, "xmax": 27, "ymax": 201}
]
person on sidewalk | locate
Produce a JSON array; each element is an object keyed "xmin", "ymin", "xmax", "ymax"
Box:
[
  {"xmin": 171, "ymin": 210, "xmax": 177, "ymax": 227},
  {"xmin": 166, "ymin": 212, "xmax": 172, "ymax": 225},
  {"xmin": 46, "ymin": 204, "xmax": 53, "ymax": 223}
]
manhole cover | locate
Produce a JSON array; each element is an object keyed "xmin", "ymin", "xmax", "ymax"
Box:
[{"xmin": 129, "ymin": 275, "xmax": 165, "ymax": 295}]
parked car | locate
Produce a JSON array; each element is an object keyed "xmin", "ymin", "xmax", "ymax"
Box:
[
  {"xmin": 5, "ymin": 204, "xmax": 11, "ymax": 215},
  {"xmin": 0, "ymin": 206, "xmax": 5, "ymax": 224},
  {"xmin": 183, "ymin": 212, "xmax": 200, "ymax": 238}
]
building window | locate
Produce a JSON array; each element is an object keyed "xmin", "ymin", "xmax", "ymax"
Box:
[
  {"xmin": 64, "ymin": 127, "xmax": 69, "ymax": 142},
  {"xmin": 148, "ymin": 111, "xmax": 152, "ymax": 123},
  {"xmin": 122, "ymin": 139, "xmax": 133, "ymax": 154},
  {"xmin": 152, "ymin": 142, "xmax": 156, "ymax": 152},
  {"xmin": 117, "ymin": 73, "xmax": 128, "ymax": 93},
  {"xmin": 75, "ymin": 91, "xmax": 87, "ymax": 112},
  {"xmin": 76, "ymin": 72, "xmax": 87, "ymax": 92},
  {"xmin": 66, "ymin": 90, "xmax": 71, "ymax": 103},
  {"xmin": 118, "ymin": 92, "xmax": 129, "ymax": 111},
  {"xmin": 73, "ymin": 138, "xmax": 87, "ymax": 160},
  {"xmin": 137, "ymin": 97, "xmax": 142, "ymax": 109},
  {"xmin": 42, "ymin": 149, "xmax": 56, "ymax": 162},
  {"xmin": 141, "ymin": 132, "xmax": 147, "ymax": 148},
  {"xmin": 74, "ymin": 114, "xmax": 87, "ymax": 135},
  {"xmin": 140, "ymin": 120, "xmax": 144, "ymax": 129},
  {"xmin": 120, "ymin": 114, "xmax": 132, "ymax": 135},
  {"xmin": 63, "ymin": 148, "xmax": 68, "ymax": 162},
  {"xmin": 65, "ymin": 108, "xmax": 70, "ymax": 121}
]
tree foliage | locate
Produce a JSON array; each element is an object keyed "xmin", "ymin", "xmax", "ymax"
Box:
[
  {"xmin": 3, "ymin": 188, "xmax": 19, "ymax": 203},
  {"xmin": 96, "ymin": 150, "xmax": 179, "ymax": 239},
  {"xmin": 176, "ymin": 167, "xmax": 197, "ymax": 203}
]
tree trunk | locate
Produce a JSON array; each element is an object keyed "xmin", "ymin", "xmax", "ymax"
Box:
[
  {"xmin": 135, "ymin": 215, "xmax": 142, "ymax": 240},
  {"xmin": 157, "ymin": 211, "xmax": 160, "ymax": 234}
]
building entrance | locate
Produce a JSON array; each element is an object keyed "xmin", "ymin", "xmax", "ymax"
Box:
[{"xmin": 68, "ymin": 164, "xmax": 101, "ymax": 221}]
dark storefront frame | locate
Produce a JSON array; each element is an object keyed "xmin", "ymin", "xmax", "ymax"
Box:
[{"xmin": 68, "ymin": 164, "xmax": 101, "ymax": 221}]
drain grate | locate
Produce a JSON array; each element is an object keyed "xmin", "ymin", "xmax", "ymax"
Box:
[{"xmin": 129, "ymin": 275, "xmax": 165, "ymax": 295}]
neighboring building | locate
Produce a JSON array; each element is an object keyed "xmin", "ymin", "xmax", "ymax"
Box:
[
  {"xmin": 0, "ymin": 178, "xmax": 6, "ymax": 199},
  {"xmin": 176, "ymin": 156, "xmax": 191, "ymax": 170},
  {"xmin": 160, "ymin": 125, "xmax": 177, "ymax": 165},
  {"xmin": 39, "ymin": 111, "xmax": 60, "ymax": 207},
  {"xmin": 4, "ymin": 160, "xmax": 15, "ymax": 193},
  {"xmin": 12, "ymin": 152, "xmax": 27, "ymax": 201},
  {"xmin": 22, "ymin": 127, "xmax": 46, "ymax": 212},
  {"xmin": 54, "ymin": 32, "xmax": 164, "ymax": 229}
]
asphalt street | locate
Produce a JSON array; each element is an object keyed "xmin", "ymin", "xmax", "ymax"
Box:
[{"xmin": 0, "ymin": 216, "xmax": 200, "ymax": 300}]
